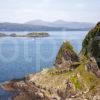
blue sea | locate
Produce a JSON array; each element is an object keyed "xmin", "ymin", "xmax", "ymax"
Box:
[{"xmin": 0, "ymin": 31, "xmax": 87, "ymax": 99}]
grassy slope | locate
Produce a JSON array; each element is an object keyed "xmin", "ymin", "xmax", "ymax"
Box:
[
  {"xmin": 28, "ymin": 62, "xmax": 100, "ymax": 98},
  {"xmin": 28, "ymin": 34, "xmax": 100, "ymax": 98}
]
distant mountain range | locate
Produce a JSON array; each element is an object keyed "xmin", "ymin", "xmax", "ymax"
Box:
[{"xmin": 0, "ymin": 20, "xmax": 95, "ymax": 31}]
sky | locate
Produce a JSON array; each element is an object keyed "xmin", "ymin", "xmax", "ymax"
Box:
[{"xmin": 0, "ymin": 0, "xmax": 100, "ymax": 23}]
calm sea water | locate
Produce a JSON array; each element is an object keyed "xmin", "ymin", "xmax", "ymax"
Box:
[{"xmin": 0, "ymin": 31, "xmax": 87, "ymax": 99}]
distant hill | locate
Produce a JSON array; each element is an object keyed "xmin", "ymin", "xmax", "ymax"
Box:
[
  {"xmin": 25, "ymin": 20, "xmax": 51, "ymax": 26},
  {"xmin": 26, "ymin": 20, "xmax": 95, "ymax": 29},
  {"xmin": 0, "ymin": 20, "xmax": 95, "ymax": 31},
  {"xmin": 0, "ymin": 22, "xmax": 61, "ymax": 31}
]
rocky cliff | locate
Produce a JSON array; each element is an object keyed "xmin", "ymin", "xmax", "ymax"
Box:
[
  {"xmin": 1, "ymin": 23, "xmax": 100, "ymax": 100},
  {"xmin": 81, "ymin": 22, "xmax": 100, "ymax": 67},
  {"xmin": 54, "ymin": 41, "xmax": 79, "ymax": 68}
]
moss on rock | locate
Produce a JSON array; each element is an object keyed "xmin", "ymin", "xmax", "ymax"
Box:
[
  {"xmin": 80, "ymin": 22, "xmax": 100, "ymax": 67},
  {"xmin": 54, "ymin": 41, "xmax": 79, "ymax": 68}
]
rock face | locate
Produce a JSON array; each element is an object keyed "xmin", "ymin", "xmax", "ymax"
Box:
[
  {"xmin": 1, "ymin": 80, "xmax": 49, "ymax": 100},
  {"xmin": 86, "ymin": 58, "xmax": 100, "ymax": 78},
  {"xmin": 81, "ymin": 22, "xmax": 100, "ymax": 67},
  {"xmin": 54, "ymin": 41, "xmax": 79, "ymax": 68}
]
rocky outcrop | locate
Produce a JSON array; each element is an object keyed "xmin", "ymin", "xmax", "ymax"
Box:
[
  {"xmin": 1, "ymin": 79, "xmax": 49, "ymax": 100},
  {"xmin": 54, "ymin": 41, "xmax": 79, "ymax": 68},
  {"xmin": 81, "ymin": 22, "xmax": 100, "ymax": 67},
  {"xmin": 80, "ymin": 22, "xmax": 100, "ymax": 77},
  {"xmin": 86, "ymin": 58, "xmax": 100, "ymax": 78}
]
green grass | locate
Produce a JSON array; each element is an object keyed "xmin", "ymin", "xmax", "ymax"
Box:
[
  {"xmin": 55, "ymin": 41, "xmax": 78, "ymax": 62},
  {"xmin": 70, "ymin": 76, "xmax": 81, "ymax": 90}
]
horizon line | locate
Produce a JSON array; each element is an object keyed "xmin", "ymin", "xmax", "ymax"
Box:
[{"xmin": 0, "ymin": 19, "xmax": 96, "ymax": 24}]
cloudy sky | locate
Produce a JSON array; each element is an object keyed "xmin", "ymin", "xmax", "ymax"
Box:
[{"xmin": 0, "ymin": 0, "xmax": 100, "ymax": 23}]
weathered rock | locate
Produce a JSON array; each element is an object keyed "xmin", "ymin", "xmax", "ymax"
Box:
[
  {"xmin": 81, "ymin": 22, "xmax": 100, "ymax": 68},
  {"xmin": 12, "ymin": 91, "xmax": 49, "ymax": 100},
  {"xmin": 86, "ymin": 58, "xmax": 100, "ymax": 78},
  {"xmin": 1, "ymin": 80, "xmax": 50, "ymax": 100},
  {"xmin": 54, "ymin": 41, "xmax": 79, "ymax": 68}
]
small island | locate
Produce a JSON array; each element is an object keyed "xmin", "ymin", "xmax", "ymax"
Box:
[
  {"xmin": 0, "ymin": 32, "xmax": 50, "ymax": 38},
  {"xmin": 0, "ymin": 33, "xmax": 7, "ymax": 37}
]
